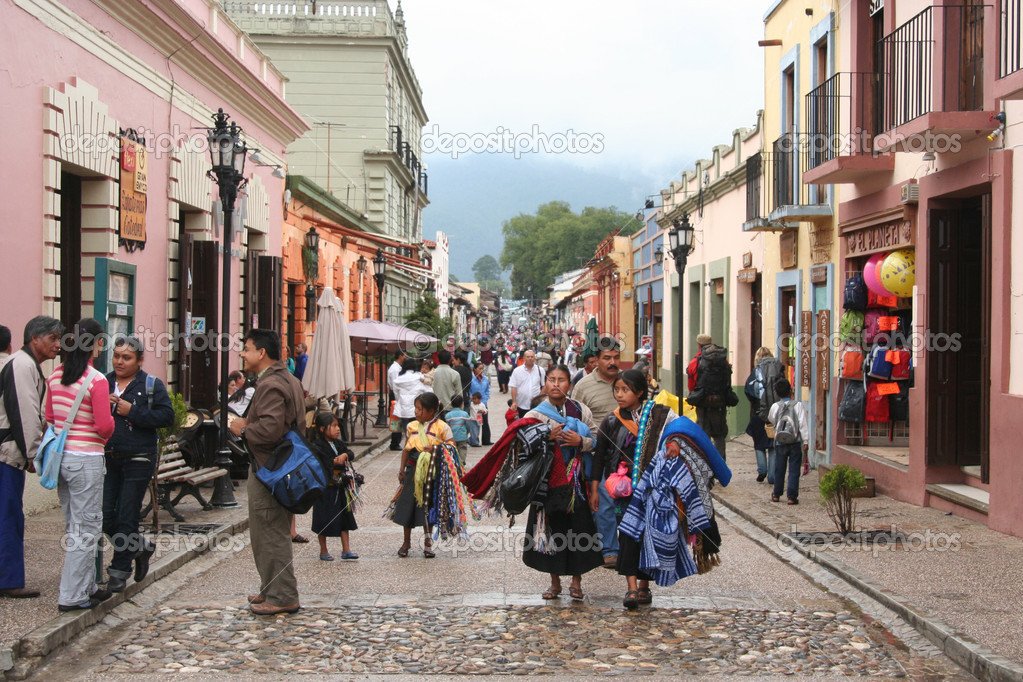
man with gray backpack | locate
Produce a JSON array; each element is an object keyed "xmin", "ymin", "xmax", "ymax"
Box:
[{"xmin": 767, "ymin": 378, "xmax": 809, "ymax": 505}]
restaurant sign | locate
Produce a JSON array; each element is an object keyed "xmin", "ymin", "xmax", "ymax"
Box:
[{"xmin": 119, "ymin": 135, "xmax": 147, "ymax": 251}]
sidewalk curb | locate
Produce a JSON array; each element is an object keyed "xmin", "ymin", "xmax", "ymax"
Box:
[
  {"xmin": 713, "ymin": 491, "xmax": 1023, "ymax": 682},
  {"xmin": 5, "ymin": 514, "xmax": 249, "ymax": 680}
]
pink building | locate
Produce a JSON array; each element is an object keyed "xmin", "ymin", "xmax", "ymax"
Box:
[{"xmin": 0, "ymin": 0, "xmax": 307, "ymax": 409}]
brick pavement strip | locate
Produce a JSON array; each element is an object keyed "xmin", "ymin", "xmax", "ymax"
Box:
[{"xmin": 715, "ymin": 435, "xmax": 1023, "ymax": 682}]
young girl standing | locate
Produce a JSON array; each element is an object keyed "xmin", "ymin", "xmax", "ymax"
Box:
[
  {"xmin": 308, "ymin": 412, "xmax": 360, "ymax": 561},
  {"xmin": 387, "ymin": 392, "xmax": 453, "ymax": 558}
]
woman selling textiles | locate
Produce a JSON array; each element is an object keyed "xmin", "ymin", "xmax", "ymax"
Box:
[
  {"xmin": 591, "ymin": 369, "xmax": 677, "ymax": 608},
  {"xmin": 521, "ymin": 364, "xmax": 603, "ymax": 601},
  {"xmin": 614, "ymin": 373, "xmax": 731, "ymax": 607}
]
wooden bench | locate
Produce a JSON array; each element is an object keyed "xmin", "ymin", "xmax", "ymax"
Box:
[{"xmin": 144, "ymin": 440, "xmax": 229, "ymax": 528}]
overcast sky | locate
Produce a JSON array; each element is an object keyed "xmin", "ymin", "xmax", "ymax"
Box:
[{"xmin": 399, "ymin": 0, "xmax": 768, "ymax": 187}]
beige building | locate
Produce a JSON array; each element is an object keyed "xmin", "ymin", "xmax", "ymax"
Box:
[{"xmin": 223, "ymin": 0, "xmax": 429, "ymax": 321}]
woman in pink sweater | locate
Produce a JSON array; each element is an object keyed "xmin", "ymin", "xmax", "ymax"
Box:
[{"xmin": 44, "ymin": 318, "xmax": 115, "ymax": 611}]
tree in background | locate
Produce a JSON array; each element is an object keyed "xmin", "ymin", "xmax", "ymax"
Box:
[
  {"xmin": 405, "ymin": 293, "xmax": 454, "ymax": 344},
  {"xmin": 472, "ymin": 255, "xmax": 509, "ymax": 296},
  {"xmin": 500, "ymin": 201, "xmax": 637, "ymax": 298}
]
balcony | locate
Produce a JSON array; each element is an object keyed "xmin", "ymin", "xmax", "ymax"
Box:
[
  {"xmin": 996, "ymin": 0, "xmax": 1023, "ymax": 99},
  {"xmin": 803, "ymin": 72, "xmax": 895, "ymax": 184},
  {"xmin": 743, "ymin": 136, "xmax": 832, "ymax": 232},
  {"xmin": 874, "ymin": 4, "xmax": 997, "ymax": 153}
]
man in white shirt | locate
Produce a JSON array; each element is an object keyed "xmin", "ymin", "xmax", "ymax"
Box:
[
  {"xmin": 508, "ymin": 350, "xmax": 545, "ymax": 418},
  {"xmin": 387, "ymin": 350, "xmax": 407, "ymax": 450}
]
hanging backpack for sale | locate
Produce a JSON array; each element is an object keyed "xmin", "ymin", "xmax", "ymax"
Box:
[
  {"xmin": 887, "ymin": 348, "xmax": 912, "ymax": 380},
  {"xmin": 838, "ymin": 310, "xmax": 865, "ymax": 345},
  {"xmin": 754, "ymin": 357, "xmax": 785, "ymax": 422},
  {"xmin": 864, "ymin": 382, "xmax": 890, "ymax": 423},
  {"xmin": 773, "ymin": 400, "xmax": 801, "ymax": 445},
  {"xmin": 863, "ymin": 309, "xmax": 885, "ymax": 344},
  {"xmin": 866, "ymin": 346, "xmax": 893, "ymax": 380},
  {"xmin": 889, "ymin": 382, "xmax": 910, "ymax": 423},
  {"xmin": 843, "ymin": 274, "xmax": 868, "ymax": 311},
  {"xmin": 838, "ymin": 381, "xmax": 865, "ymax": 423},
  {"xmin": 695, "ymin": 345, "xmax": 733, "ymax": 407},
  {"xmin": 839, "ymin": 344, "xmax": 865, "ymax": 380}
]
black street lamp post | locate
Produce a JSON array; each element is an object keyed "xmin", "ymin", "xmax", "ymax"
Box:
[
  {"xmin": 668, "ymin": 211, "xmax": 696, "ymax": 397},
  {"xmin": 373, "ymin": 248, "xmax": 388, "ymax": 428},
  {"xmin": 206, "ymin": 108, "xmax": 246, "ymax": 509}
]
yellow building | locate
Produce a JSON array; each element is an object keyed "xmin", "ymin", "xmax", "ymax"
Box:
[{"xmin": 749, "ymin": 0, "xmax": 842, "ymax": 463}]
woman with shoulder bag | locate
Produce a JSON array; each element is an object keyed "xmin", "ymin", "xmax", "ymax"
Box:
[
  {"xmin": 744, "ymin": 347, "xmax": 776, "ymax": 484},
  {"xmin": 44, "ymin": 318, "xmax": 115, "ymax": 612}
]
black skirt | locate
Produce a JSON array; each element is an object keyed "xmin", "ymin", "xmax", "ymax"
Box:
[
  {"xmin": 522, "ymin": 488, "xmax": 604, "ymax": 576},
  {"xmin": 311, "ymin": 485, "xmax": 358, "ymax": 536},
  {"xmin": 390, "ymin": 460, "xmax": 427, "ymax": 530},
  {"xmin": 616, "ymin": 531, "xmax": 654, "ymax": 580}
]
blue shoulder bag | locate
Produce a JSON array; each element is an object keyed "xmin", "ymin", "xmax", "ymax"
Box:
[
  {"xmin": 37, "ymin": 368, "xmax": 99, "ymax": 490},
  {"xmin": 254, "ymin": 427, "xmax": 328, "ymax": 514}
]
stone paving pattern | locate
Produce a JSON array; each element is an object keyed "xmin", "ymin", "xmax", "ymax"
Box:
[
  {"xmin": 718, "ymin": 434, "xmax": 1023, "ymax": 666},
  {"xmin": 93, "ymin": 604, "xmax": 930, "ymax": 677}
]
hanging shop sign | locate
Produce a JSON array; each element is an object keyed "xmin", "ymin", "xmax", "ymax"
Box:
[
  {"xmin": 119, "ymin": 135, "xmax": 147, "ymax": 251},
  {"xmin": 800, "ymin": 311, "xmax": 813, "ymax": 387},
  {"xmin": 845, "ymin": 220, "xmax": 913, "ymax": 257},
  {"xmin": 870, "ymin": 0, "xmax": 884, "ymax": 16},
  {"xmin": 737, "ymin": 267, "xmax": 758, "ymax": 283},
  {"xmin": 780, "ymin": 231, "xmax": 798, "ymax": 269},
  {"xmin": 810, "ymin": 265, "xmax": 828, "ymax": 284},
  {"xmin": 816, "ymin": 310, "xmax": 830, "ymax": 392}
]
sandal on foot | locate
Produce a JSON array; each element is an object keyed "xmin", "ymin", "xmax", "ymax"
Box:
[
  {"xmin": 623, "ymin": 590, "xmax": 640, "ymax": 609},
  {"xmin": 319, "ymin": 554, "xmax": 334, "ymax": 561},
  {"xmin": 542, "ymin": 587, "xmax": 561, "ymax": 600},
  {"xmin": 637, "ymin": 588, "xmax": 653, "ymax": 605},
  {"xmin": 787, "ymin": 499, "xmax": 799, "ymax": 505},
  {"xmin": 771, "ymin": 496, "xmax": 780, "ymax": 502},
  {"xmin": 291, "ymin": 534, "xmax": 310, "ymax": 543},
  {"xmin": 423, "ymin": 549, "xmax": 436, "ymax": 559},
  {"xmin": 569, "ymin": 586, "xmax": 584, "ymax": 601},
  {"xmin": 397, "ymin": 547, "xmax": 410, "ymax": 558}
]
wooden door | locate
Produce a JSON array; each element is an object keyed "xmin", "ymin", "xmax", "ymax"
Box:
[
  {"xmin": 177, "ymin": 233, "xmax": 193, "ymax": 404},
  {"xmin": 58, "ymin": 172, "xmax": 83, "ymax": 333},
  {"xmin": 750, "ymin": 276, "xmax": 763, "ymax": 369},
  {"xmin": 258, "ymin": 256, "xmax": 283, "ymax": 334},
  {"xmin": 189, "ymin": 240, "xmax": 219, "ymax": 410},
  {"xmin": 927, "ymin": 200, "xmax": 990, "ymax": 470}
]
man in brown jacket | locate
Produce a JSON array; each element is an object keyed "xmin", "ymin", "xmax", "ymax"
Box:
[{"xmin": 229, "ymin": 329, "xmax": 306, "ymax": 615}]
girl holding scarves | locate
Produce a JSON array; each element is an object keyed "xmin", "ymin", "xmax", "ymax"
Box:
[
  {"xmin": 387, "ymin": 392, "xmax": 454, "ymax": 558},
  {"xmin": 522, "ymin": 365, "xmax": 603, "ymax": 601}
]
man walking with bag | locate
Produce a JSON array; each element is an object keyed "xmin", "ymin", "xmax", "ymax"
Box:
[{"xmin": 230, "ymin": 329, "xmax": 306, "ymax": 615}]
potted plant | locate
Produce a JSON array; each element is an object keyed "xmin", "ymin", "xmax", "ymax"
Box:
[
  {"xmin": 819, "ymin": 464, "xmax": 867, "ymax": 536},
  {"xmin": 158, "ymin": 393, "xmax": 189, "ymax": 453}
]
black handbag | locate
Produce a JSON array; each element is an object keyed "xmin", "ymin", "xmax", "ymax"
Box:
[{"xmin": 499, "ymin": 450, "xmax": 553, "ymax": 515}]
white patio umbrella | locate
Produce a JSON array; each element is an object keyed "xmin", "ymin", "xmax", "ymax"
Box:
[{"xmin": 302, "ymin": 287, "xmax": 356, "ymax": 399}]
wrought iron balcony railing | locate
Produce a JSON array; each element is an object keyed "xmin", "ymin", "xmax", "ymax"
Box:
[
  {"xmin": 877, "ymin": 4, "xmax": 985, "ymax": 132},
  {"xmin": 744, "ymin": 135, "xmax": 832, "ymax": 230},
  {"xmin": 1001, "ymin": 0, "xmax": 1022, "ymax": 78}
]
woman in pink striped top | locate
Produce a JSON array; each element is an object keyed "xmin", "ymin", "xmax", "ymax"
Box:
[{"xmin": 44, "ymin": 318, "xmax": 115, "ymax": 612}]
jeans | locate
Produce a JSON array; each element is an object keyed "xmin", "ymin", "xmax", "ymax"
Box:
[
  {"xmin": 773, "ymin": 443, "xmax": 803, "ymax": 502},
  {"xmin": 0, "ymin": 463, "xmax": 26, "ymax": 590},
  {"xmin": 57, "ymin": 454, "xmax": 106, "ymax": 606},
  {"xmin": 594, "ymin": 477, "xmax": 620, "ymax": 558},
  {"xmin": 755, "ymin": 448, "xmax": 775, "ymax": 483},
  {"xmin": 103, "ymin": 453, "xmax": 157, "ymax": 580},
  {"xmin": 467, "ymin": 421, "xmax": 480, "ymax": 447}
]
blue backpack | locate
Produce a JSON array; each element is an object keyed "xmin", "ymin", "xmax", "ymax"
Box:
[{"xmin": 255, "ymin": 430, "xmax": 327, "ymax": 514}]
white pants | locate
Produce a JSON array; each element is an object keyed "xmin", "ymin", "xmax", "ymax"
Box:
[{"xmin": 57, "ymin": 454, "xmax": 106, "ymax": 606}]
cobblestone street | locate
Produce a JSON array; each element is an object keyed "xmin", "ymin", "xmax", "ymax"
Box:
[{"xmin": 24, "ymin": 390, "xmax": 974, "ymax": 680}]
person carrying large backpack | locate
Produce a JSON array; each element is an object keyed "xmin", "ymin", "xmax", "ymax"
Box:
[
  {"xmin": 685, "ymin": 334, "xmax": 738, "ymax": 460},
  {"xmin": 744, "ymin": 346, "xmax": 782, "ymax": 484}
]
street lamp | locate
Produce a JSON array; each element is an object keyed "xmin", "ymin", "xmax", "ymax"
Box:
[
  {"xmin": 668, "ymin": 211, "xmax": 696, "ymax": 397},
  {"xmin": 372, "ymin": 248, "xmax": 388, "ymax": 428},
  {"xmin": 206, "ymin": 108, "xmax": 246, "ymax": 509}
]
